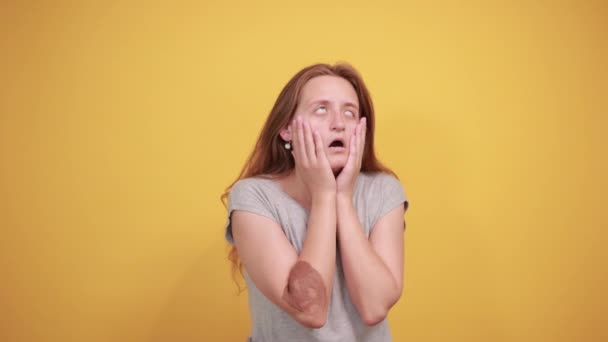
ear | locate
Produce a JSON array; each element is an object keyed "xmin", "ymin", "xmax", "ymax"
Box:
[{"xmin": 279, "ymin": 125, "xmax": 292, "ymax": 142}]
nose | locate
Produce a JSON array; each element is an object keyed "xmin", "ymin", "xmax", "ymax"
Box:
[{"xmin": 330, "ymin": 110, "xmax": 345, "ymax": 132}]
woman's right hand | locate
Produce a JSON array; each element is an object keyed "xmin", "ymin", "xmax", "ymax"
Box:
[{"xmin": 291, "ymin": 116, "xmax": 336, "ymax": 199}]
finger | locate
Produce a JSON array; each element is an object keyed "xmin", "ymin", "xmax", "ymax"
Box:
[
  {"xmin": 303, "ymin": 120, "xmax": 317, "ymax": 163},
  {"xmin": 288, "ymin": 122, "xmax": 298, "ymax": 162},
  {"xmin": 346, "ymin": 133, "xmax": 357, "ymax": 169},
  {"xmin": 290, "ymin": 119, "xmax": 298, "ymax": 161},
  {"xmin": 359, "ymin": 117, "xmax": 367, "ymax": 160},
  {"xmin": 313, "ymin": 130, "xmax": 328, "ymax": 163},
  {"xmin": 296, "ymin": 117, "xmax": 309, "ymax": 166},
  {"xmin": 354, "ymin": 120, "xmax": 361, "ymax": 153}
]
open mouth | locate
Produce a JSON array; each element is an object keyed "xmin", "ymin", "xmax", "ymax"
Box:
[{"xmin": 328, "ymin": 138, "xmax": 346, "ymax": 151}]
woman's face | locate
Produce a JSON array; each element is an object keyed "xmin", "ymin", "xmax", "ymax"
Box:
[{"xmin": 292, "ymin": 75, "xmax": 361, "ymax": 173}]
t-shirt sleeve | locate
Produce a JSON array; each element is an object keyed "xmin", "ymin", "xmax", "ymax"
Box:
[
  {"xmin": 371, "ymin": 173, "xmax": 409, "ymax": 229},
  {"xmin": 224, "ymin": 179, "xmax": 277, "ymax": 245}
]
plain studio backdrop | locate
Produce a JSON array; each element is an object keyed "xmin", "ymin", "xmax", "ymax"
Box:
[{"xmin": 0, "ymin": 1, "xmax": 606, "ymax": 341}]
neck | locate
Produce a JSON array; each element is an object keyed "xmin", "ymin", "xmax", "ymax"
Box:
[
  {"xmin": 277, "ymin": 167, "xmax": 343, "ymax": 210},
  {"xmin": 279, "ymin": 169, "xmax": 312, "ymax": 210}
]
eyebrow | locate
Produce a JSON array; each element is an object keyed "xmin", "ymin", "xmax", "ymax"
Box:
[{"xmin": 307, "ymin": 99, "xmax": 359, "ymax": 110}]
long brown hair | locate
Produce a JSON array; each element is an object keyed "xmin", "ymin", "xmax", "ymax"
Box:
[{"xmin": 222, "ymin": 63, "xmax": 395, "ymax": 289}]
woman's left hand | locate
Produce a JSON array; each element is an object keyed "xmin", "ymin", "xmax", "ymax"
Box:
[{"xmin": 336, "ymin": 117, "xmax": 366, "ymax": 199}]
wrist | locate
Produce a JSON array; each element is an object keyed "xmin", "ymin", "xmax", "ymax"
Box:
[
  {"xmin": 336, "ymin": 182, "xmax": 354, "ymax": 199},
  {"xmin": 336, "ymin": 194, "xmax": 356, "ymax": 238},
  {"xmin": 312, "ymin": 191, "xmax": 337, "ymax": 204},
  {"xmin": 336, "ymin": 192, "xmax": 354, "ymax": 207}
]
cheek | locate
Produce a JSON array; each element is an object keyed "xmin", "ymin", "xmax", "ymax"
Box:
[
  {"xmin": 300, "ymin": 120, "xmax": 327, "ymax": 144},
  {"xmin": 345, "ymin": 124, "xmax": 357, "ymax": 137},
  {"xmin": 295, "ymin": 112, "xmax": 325, "ymax": 133},
  {"xmin": 307, "ymin": 119, "xmax": 325, "ymax": 133}
]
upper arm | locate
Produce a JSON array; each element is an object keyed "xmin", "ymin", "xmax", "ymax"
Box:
[
  {"xmin": 231, "ymin": 210, "xmax": 326, "ymax": 327},
  {"xmin": 369, "ymin": 204, "xmax": 406, "ymax": 293},
  {"xmin": 232, "ymin": 210, "xmax": 297, "ymax": 298}
]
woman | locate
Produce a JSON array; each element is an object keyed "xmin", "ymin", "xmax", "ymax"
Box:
[{"xmin": 223, "ymin": 63, "xmax": 409, "ymax": 341}]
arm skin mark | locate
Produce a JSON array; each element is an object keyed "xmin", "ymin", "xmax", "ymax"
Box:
[{"xmin": 281, "ymin": 261, "xmax": 328, "ymax": 316}]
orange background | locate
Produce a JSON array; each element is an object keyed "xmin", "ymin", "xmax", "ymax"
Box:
[{"xmin": 1, "ymin": 1, "xmax": 606, "ymax": 341}]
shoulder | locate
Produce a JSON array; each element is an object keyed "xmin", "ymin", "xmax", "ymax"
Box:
[
  {"xmin": 230, "ymin": 176, "xmax": 274, "ymax": 196},
  {"xmin": 357, "ymin": 172, "xmax": 409, "ymax": 215},
  {"xmin": 232, "ymin": 176, "xmax": 271, "ymax": 189},
  {"xmin": 357, "ymin": 172, "xmax": 404, "ymax": 192},
  {"xmin": 228, "ymin": 176, "xmax": 281, "ymax": 209},
  {"xmin": 225, "ymin": 177, "xmax": 280, "ymax": 244}
]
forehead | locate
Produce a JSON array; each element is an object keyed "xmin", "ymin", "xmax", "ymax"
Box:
[{"xmin": 299, "ymin": 75, "xmax": 359, "ymax": 105}]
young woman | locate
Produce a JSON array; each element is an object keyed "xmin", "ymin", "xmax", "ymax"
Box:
[{"xmin": 223, "ymin": 63, "xmax": 409, "ymax": 342}]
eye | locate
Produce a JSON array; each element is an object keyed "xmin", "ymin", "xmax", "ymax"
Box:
[
  {"xmin": 314, "ymin": 105, "xmax": 328, "ymax": 114},
  {"xmin": 345, "ymin": 109, "xmax": 358, "ymax": 118}
]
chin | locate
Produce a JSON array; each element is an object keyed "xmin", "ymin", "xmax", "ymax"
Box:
[
  {"xmin": 328, "ymin": 155, "xmax": 347, "ymax": 174},
  {"xmin": 330, "ymin": 156, "xmax": 346, "ymax": 168},
  {"xmin": 330, "ymin": 163, "xmax": 346, "ymax": 176}
]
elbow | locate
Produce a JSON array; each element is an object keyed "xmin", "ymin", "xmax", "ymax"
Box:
[
  {"xmin": 292, "ymin": 293, "xmax": 330, "ymax": 328},
  {"xmin": 283, "ymin": 260, "xmax": 330, "ymax": 329},
  {"xmin": 309, "ymin": 318, "xmax": 327, "ymax": 329},
  {"xmin": 361, "ymin": 308, "xmax": 388, "ymax": 326},
  {"xmin": 360, "ymin": 289, "xmax": 401, "ymax": 326},
  {"xmin": 302, "ymin": 314, "xmax": 328, "ymax": 329},
  {"xmin": 296, "ymin": 306, "xmax": 329, "ymax": 329}
]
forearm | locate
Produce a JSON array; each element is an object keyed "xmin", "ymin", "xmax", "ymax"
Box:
[
  {"xmin": 336, "ymin": 195, "xmax": 400, "ymax": 324},
  {"xmin": 281, "ymin": 193, "xmax": 336, "ymax": 328},
  {"xmin": 296, "ymin": 193, "xmax": 337, "ymax": 304}
]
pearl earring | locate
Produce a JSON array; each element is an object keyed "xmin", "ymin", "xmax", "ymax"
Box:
[{"xmin": 284, "ymin": 142, "xmax": 291, "ymax": 150}]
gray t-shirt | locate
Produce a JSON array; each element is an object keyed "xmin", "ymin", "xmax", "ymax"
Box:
[{"xmin": 225, "ymin": 172, "xmax": 408, "ymax": 342}]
